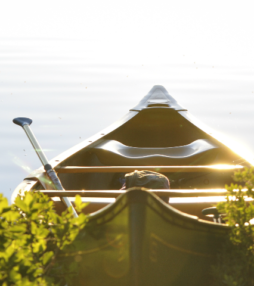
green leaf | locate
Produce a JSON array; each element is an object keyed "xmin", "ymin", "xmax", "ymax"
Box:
[
  {"xmin": 9, "ymin": 268, "xmax": 22, "ymax": 282},
  {"xmin": 74, "ymin": 195, "xmax": 88, "ymax": 212},
  {"xmin": 32, "ymin": 240, "xmax": 47, "ymax": 253},
  {"xmin": 8, "ymin": 224, "xmax": 27, "ymax": 233},
  {"xmin": 31, "ymin": 222, "xmax": 49, "ymax": 238},
  {"xmin": 40, "ymin": 251, "xmax": 54, "ymax": 266},
  {"xmin": 15, "ymin": 195, "xmax": 28, "ymax": 213},
  {"xmin": 1, "ymin": 210, "xmax": 20, "ymax": 221},
  {"xmin": 73, "ymin": 213, "xmax": 87, "ymax": 227},
  {"xmin": 23, "ymin": 192, "xmax": 34, "ymax": 208},
  {"xmin": 0, "ymin": 197, "xmax": 9, "ymax": 214}
]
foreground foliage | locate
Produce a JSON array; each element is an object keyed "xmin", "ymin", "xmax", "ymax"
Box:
[
  {"xmin": 212, "ymin": 168, "xmax": 254, "ymax": 286},
  {"xmin": 0, "ymin": 191, "xmax": 87, "ymax": 286}
]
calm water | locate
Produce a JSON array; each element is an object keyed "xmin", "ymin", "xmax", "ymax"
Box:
[{"xmin": 1, "ymin": 38, "xmax": 254, "ymax": 201}]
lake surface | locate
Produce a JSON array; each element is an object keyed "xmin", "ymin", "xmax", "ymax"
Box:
[{"xmin": 1, "ymin": 38, "xmax": 254, "ymax": 202}]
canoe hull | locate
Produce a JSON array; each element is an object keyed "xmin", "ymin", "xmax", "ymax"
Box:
[{"xmin": 63, "ymin": 189, "xmax": 228, "ymax": 286}]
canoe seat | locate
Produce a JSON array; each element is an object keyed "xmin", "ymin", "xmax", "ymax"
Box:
[{"xmin": 92, "ymin": 139, "xmax": 219, "ymax": 165}]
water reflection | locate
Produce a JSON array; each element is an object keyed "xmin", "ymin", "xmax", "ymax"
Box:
[{"xmin": 1, "ymin": 38, "xmax": 254, "ymax": 201}]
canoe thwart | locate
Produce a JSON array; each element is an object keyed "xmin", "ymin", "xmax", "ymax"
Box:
[{"xmin": 55, "ymin": 165, "xmax": 243, "ymax": 173}]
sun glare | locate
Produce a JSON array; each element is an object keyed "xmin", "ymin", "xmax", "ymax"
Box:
[
  {"xmin": 210, "ymin": 164, "xmax": 244, "ymax": 170},
  {"xmin": 210, "ymin": 130, "xmax": 254, "ymax": 166}
]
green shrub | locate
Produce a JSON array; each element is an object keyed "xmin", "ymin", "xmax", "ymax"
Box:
[
  {"xmin": 0, "ymin": 191, "xmax": 87, "ymax": 286},
  {"xmin": 212, "ymin": 167, "xmax": 254, "ymax": 286}
]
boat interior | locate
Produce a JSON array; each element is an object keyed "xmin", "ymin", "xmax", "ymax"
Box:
[
  {"xmin": 23, "ymin": 86, "xmax": 249, "ymax": 223},
  {"xmin": 54, "ymin": 108, "xmax": 245, "ymax": 191}
]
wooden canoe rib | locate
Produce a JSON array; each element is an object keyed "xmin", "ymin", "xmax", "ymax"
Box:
[{"xmin": 13, "ymin": 86, "xmax": 252, "ymax": 285}]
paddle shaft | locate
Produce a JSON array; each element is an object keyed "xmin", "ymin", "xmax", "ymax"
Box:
[{"xmin": 13, "ymin": 118, "xmax": 78, "ymax": 217}]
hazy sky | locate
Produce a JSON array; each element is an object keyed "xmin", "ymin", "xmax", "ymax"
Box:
[{"xmin": 1, "ymin": 0, "xmax": 254, "ymax": 66}]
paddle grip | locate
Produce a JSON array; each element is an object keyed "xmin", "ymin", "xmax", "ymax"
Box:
[{"xmin": 13, "ymin": 117, "xmax": 32, "ymax": 127}]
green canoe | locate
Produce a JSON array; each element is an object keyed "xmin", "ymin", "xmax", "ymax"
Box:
[{"xmin": 13, "ymin": 86, "xmax": 251, "ymax": 285}]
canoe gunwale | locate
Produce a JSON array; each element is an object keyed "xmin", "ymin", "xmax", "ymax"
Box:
[
  {"xmin": 84, "ymin": 188, "xmax": 229, "ymax": 234},
  {"xmin": 37, "ymin": 189, "xmax": 236, "ymax": 198}
]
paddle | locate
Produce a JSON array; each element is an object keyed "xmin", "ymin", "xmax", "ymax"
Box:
[{"xmin": 13, "ymin": 117, "xmax": 78, "ymax": 217}]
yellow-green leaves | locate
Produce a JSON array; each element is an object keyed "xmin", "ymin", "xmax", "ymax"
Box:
[
  {"xmin": 212, "ymin": 168, "xmax": 254, "ymax": 286},
  {"xmin": 15, "ymin": 195, "xmax": 29, "ymax": 213},
  {"xmin": 0, "ymin": 191, "xmax": 87, "ymax": 286},
  {"xmin": 74, "ymin": 195, "xmax": 88, "ymax": 213},
  {"xmin": 40, "ymin": 251, "xmax": 54, "ymax": 266},
  {"xmin": 0, "ymin": 195, "xmax": 9, "ymax": 213}
]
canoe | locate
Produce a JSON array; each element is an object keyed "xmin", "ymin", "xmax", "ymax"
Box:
[{"xmin": 13, "ymin": 86, "xmax": 251, "ymax": 285}]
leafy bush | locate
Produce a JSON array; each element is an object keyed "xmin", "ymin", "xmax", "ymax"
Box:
[
  {"xmin": 0, "ymin": 191, "xmax": 87, "ymax": 286},
  {"xmin": 212, "ymin": 167, "xmax": 254, "ymax": 286}
]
